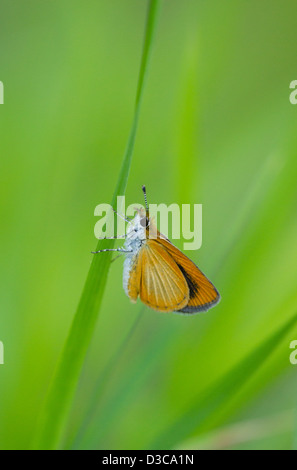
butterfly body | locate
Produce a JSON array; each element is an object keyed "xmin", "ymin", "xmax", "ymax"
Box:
[
  {"xmin": 122, "ymin": 208, "xmax": 220, "ymax": 314},
  {"xmin": 122, "ymin": 212, "xmax": 146, "ymax": 298},
  {"xmin": 93, "ymin": 186, "xmax": 220, "ymax": 315}
]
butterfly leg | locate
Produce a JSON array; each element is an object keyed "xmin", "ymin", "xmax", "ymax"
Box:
[
  {"xmin": 91, "ymin": 248, "xmax": 132, "ymax": 254},
  {"xmin": 96, "ymin": 234, "xmax": 127, "ymax": 240},
  {"xmin": 111, "ymin": 208, "xmax": 132, "ymax": 223}
]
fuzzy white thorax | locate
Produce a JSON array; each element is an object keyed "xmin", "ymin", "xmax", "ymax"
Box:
[{"xmin": 122, "ymin": 211, "xmax": 147, "ymax": 297}]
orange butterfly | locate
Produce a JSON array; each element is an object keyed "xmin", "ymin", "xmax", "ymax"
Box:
[{"xmin": 93, "ymin": 186, "xmax": 220, "ymax": 314}]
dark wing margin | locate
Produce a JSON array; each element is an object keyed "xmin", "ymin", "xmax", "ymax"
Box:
[{"xmin": 154, "ymin": 238, "xmax": 220, "ymax": 314}]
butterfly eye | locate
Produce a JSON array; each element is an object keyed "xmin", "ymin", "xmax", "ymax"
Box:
[{"xmin": 140, "ymin": 217, "xmax": 149, "ymax": 228}]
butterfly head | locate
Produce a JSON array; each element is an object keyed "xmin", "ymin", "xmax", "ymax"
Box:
[{"xmin": 126, "ymin": 186, "xmax": 158, "ymax": 243}]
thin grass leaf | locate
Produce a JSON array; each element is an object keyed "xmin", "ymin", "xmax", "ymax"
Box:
[
  {"xmin": 174, "ymin": 29, "xmax": 200, "ymax": 205},
  {"xmin": 150, "ymin": 310, "xmax": 297, "ymax": 449},
  {"xmin": 209, "ymin": 150, "xmax": 283, "ymax": 276},
  {"xmin": 176, "ymin": 409, "xmax": 294, "ymax": 450},
  {"xmin": 69, "ymin": 305, "xmax": 146, "ymax": 449},
  {"xmin": 74, "ymin": 315, "xmax": 174, "ymax": 449},
  {"xmin": 32, "ymin": 0, "xmax": 161, "ymax": 450}
]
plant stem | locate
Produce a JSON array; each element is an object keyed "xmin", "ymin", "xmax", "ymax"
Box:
[{"xmin": 32, "ymin": 0, "xmax": 161, "ymax": 450}]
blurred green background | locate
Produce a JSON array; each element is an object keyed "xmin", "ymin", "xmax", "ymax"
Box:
[{"xmin": 1, "ymin": 0, "xmax": 297, "ymax": 450}]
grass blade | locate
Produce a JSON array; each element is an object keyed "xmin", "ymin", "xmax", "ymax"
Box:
[
  {"xmin": 32, "ymin": 0, "xmax": 161, "ymax": 450},
  {"xmin": 150, "ymin": 310, "xmax": 297, "ymax": 449},
  {"xmin": 69, "ymin": 305, "xmax": 146, "ymax": 449},
  {"xmin": 176, "ymin": 410, "xmax": 294, "ymax": 450}
]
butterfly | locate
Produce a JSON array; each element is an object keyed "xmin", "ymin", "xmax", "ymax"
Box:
[{"xmin": 92, "ymin": 186, "xmax": 220, "ymax": 314}]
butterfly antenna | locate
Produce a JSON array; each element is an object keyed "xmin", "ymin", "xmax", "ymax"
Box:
[
  {"xmin": 111, "ymin": 207, "xmax": 131, "ymax": 223},
  {"xmin": 142, "ymin": 185, "xmax": 149, "ymax": 217}
]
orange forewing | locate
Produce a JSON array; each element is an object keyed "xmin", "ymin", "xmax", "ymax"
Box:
[
  {"xmin": 127, "ymin": 226, "xmax": 220, "ymax": 314},
  {"xmin": 155, "ymin": 237, "xmax": 220, "ymax": 313}
]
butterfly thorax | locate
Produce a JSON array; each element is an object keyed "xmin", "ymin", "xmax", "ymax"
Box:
[
  {"xmin": 124, "ymin": 209, "xmax": 159, "ymax": 254},
  {"xmin": 124, "ymin": 213, "xmax": 147, "ymax": 253}
]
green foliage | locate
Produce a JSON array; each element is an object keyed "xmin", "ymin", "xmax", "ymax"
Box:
[
  {"xmin": 0, "ymin": 0, "xmax": 297, "ymax": 450},
  {"xmin": 31, "ymin": 0, "xmax": 160, "ymax": 450}
]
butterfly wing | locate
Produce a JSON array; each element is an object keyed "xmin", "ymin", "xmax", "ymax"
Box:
[
  {"xmin": 158, "ymin": 238, "xmax": 220, "ymax": 313},
  {"xmin": 127, "ymin": 240, "xmax": 189, "ymax": 312}
]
